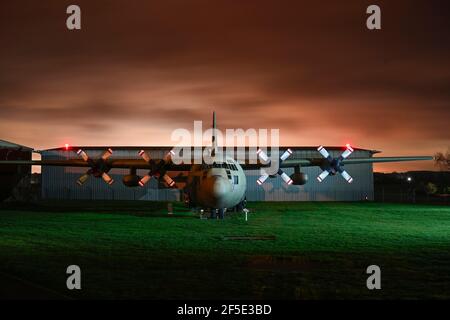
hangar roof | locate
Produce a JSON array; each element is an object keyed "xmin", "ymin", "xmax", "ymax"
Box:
[
  {"xmin": 0, "ymin": 139, "xmax": 33, "ymax": 151},
  {"xmin": 43, "ymin": 145, "xmax": 380, "ymax": 154}
]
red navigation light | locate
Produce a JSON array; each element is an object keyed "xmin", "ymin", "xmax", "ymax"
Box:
[{"xmin": 64, "ymin": 143, "xmax": 70, "ymax": 150}]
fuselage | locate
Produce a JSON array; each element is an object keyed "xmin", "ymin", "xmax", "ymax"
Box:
[{"xmin": 186, "ymin": 157, "xmax": 246, "ymax": 210}]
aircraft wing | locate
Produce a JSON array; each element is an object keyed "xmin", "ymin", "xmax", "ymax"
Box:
[
  {"xmin": 241, "ymin": 159, "xmax": 313, "ymax": 170},
  {"xmin": 0, "ymin": 160, "xmax": 192, "ymax": 171},
  {"xmin": 0, "ymin": 160, "xmax": 91, "ymax": 167},
  {"xmin": 278, "ymin": 156, "xmax": 433, "ymax": 168},
  {"xmin": 0, "ymin": 156, "xmax": 433, "ymax": 170},
  {"xmin": 341, "ymin": 156, "xmax": 433, "ymax": 165}
]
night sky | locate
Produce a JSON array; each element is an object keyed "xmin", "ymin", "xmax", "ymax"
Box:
[{"xmin": 0, "ymin": 0, "xmax": 449, "ymax": 171}]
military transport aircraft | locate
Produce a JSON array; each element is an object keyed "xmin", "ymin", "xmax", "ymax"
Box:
[{"xmin": 0, "ymin": 113, "xmax": 432, "ymax": 218}]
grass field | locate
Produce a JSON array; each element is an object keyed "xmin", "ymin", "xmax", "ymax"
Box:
[{"xmin": 0, "ymin": 201, "xmax": 449, "ymax": 299}]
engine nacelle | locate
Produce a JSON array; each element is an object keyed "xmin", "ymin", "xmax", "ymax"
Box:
[
  {"xmin": 290, "ymin": 172, "xmax": 308, "ymax": 185},
  {"xmin": 122, "ymin": 174, "xmax": 142, "ymax": 187}
]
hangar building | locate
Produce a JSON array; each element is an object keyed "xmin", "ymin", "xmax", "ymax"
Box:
[
  {"xmin": 0, "ymin": 140, "xmax": 33, "ymax": 201},
  {"xmin": 40, "ymin": 146, "xmax": 376, "ymax": 201}
]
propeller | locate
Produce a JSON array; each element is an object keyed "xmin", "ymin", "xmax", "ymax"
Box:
[
  {"xmin": 138, "ymin": 149, "xmax": 176, "ymax": 188},
  {"xmin": 316, "ymin": 144, "xmax": 354, "ymax": 183},
  {"xmin": 256, "ymin": 148, "xmax": 293, "ymax": 185},
  {"xmin": 76, "ymin": 148, "xmax": 114, "ymax": 186}
]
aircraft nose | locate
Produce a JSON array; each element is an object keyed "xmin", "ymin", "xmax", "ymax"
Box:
[{"xmin": 211, "ymin": 176, "xmax": 231, "ymax": 199}]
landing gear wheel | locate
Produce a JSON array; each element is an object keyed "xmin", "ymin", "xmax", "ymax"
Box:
[
  {"xmin": 218, "ymin": 208, "xmax": 225, "ymax": 220},
  {"xmin": 236, "ymin": 198, "xmax": 247, "ymax": 212}
]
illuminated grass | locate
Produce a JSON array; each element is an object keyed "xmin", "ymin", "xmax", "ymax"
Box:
[{"xmin": 0, "ymin": 201, "xmax": 449, "ymax": 299}]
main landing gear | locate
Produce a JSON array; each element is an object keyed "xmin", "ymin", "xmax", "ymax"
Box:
[{"xmin": 210, "ymin": 208, "xmax": 225, "ymax": 220}]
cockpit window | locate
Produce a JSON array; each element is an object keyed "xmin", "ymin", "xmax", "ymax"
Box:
[{"xmin": 203, "ymin": 162, "xmax": 238, "ymax": 171}]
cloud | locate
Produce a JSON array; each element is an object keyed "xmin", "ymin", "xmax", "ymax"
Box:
[{"xmin": 0, "ymin": 0, "xmax": 449, "ymax": 171}]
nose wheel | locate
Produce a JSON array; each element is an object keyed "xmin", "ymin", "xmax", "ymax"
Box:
[{"xmin": 235, "ymin": 198, "xmax": 247, "ymax": 212}]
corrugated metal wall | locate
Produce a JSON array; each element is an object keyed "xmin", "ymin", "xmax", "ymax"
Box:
[{"xmin": 41, "ymin": 147, "xmax": 373, "ymax": 201}]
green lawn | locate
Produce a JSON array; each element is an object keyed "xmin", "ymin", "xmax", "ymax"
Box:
[{"xmin": 0, "ymin": 201, "xmax": 449, "ymax": 299}]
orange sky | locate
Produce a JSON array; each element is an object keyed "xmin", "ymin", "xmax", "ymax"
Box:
[{"xmin": 1, "ymin": 1, "xmax": 449, "ymax": 172}]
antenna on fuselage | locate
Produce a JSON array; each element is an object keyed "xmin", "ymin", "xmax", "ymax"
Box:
[{"xmin": 211, "ymin": 111, "xmax": 217, "ymax": 156}]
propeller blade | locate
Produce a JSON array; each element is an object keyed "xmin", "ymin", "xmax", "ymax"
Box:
[
  {"xmin": 257, "ymin": 149, "xmax": 294, "ymax": 186},
  {"xmin": 257, "ymin": 148, "xmax": 269, "ymax": 163},
  {"xmin": 280, "ymin": 171, "xmax": 293, "ymax": 185},
  {"xmin": 162, "ymin": 174, "xmax": 176, "ymax": 187},
  {"xmin": 101, "ymin": 172, "xmax": 114, "ymax": 185},
  {"xmin": 317, "ymin": 146, "xmax": 330, "ymax": 159},
  {"xmin": 138, "ymin": 150, "xmax": 151, "ymax": 163},
  {"xmin": 257, "ymin": 174, "xmax": 269, "ymax": 185},
  {"xmin": 77, "ymin": 149, "xmax": 89, "ymax": 162},
  {"xmin": 317, "ymin": 170, "xmax": 330, "ymax": 182},
  {"xmin": 101, "ymin": 148, "xmax": 113, "ymax": 160},
  {"xmin": 76, "ymin": 173, "xmax": 90, "ymax": 186},
  {"xmin": 163, "ymin": 149, "xmax": 176, "ymax": 162},
  {"xmin": 138, "ymin": 175, "xmax": 152, "ymax": 187},
  {"xmin": 280, "ymin": 149, "xmax": 293, "ymax": 161},
  {"xmin": 340, "ymin": 170, "xmax": 353, "ymax": 183},
  {"xmin": 340, "ymin": 144, "xmax": 354, "ymax": 160}
]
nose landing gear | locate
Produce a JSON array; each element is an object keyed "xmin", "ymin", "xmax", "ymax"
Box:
[{"xmin": 235, "ymin": 198, "xmax": 247, "ymax": 212}]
